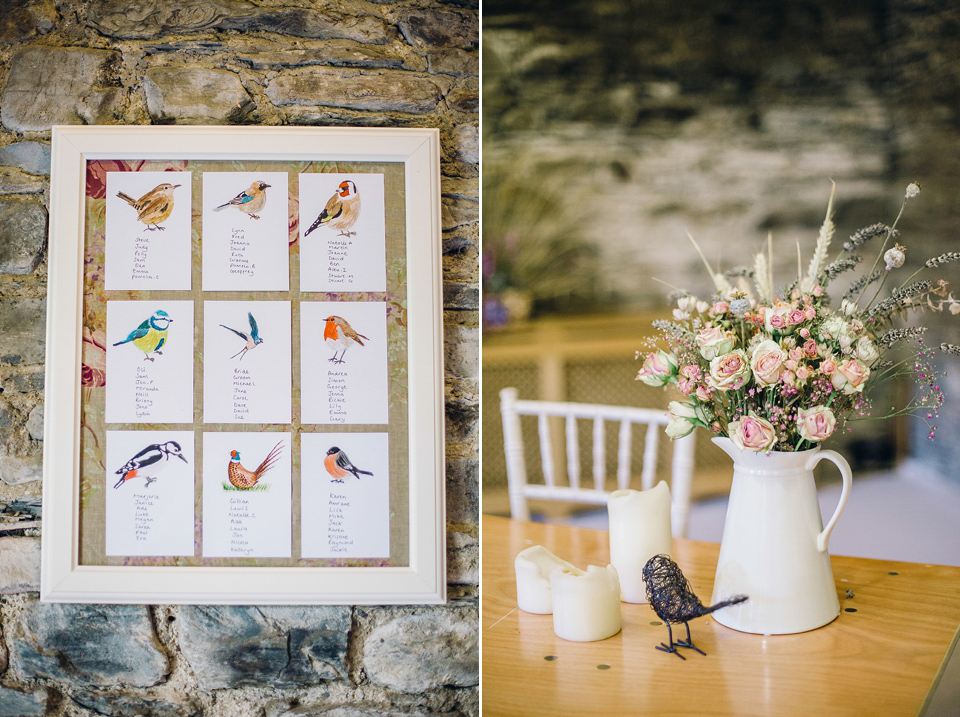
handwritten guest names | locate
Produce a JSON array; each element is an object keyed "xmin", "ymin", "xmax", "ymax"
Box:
[
  {"xmin": 233, "ymin": 368, "xmax": 253, "ymax": 420},
  {"xmin": 134, "ymin": 365, "xmax": 160, "ymax": 419},
  {"xmin": 326, "ymin": 238, "xmax": 355, "ymax": 286},
  {"xmin": 327, "ymin": 370, "xmax": 347, "ymax": 423},
  {"xmin": 229, "ymin": 228, "xmax": 255, "ymax": 277},
  {"xmin": 326, "ymin": 491, "xmax": 354, "ymax": 554},
  {"xmin": 132, "ymin": 235, "xmax": 158, "ymax": 281},
  {"xmin": 228, "ymin": 497, "xmax": 254, "ymax": 556},
  {"xmin": 133, "ymin": 492, "xmax": 157, "ymax": 543}
]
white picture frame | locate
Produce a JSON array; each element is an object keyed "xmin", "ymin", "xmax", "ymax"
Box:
[{"xmin": 42, "ymin": 125, "xmax": 445, "ymax": 604}]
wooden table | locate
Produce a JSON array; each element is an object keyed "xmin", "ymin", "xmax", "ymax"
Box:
[{"xmin": 482, "ymin": 515, "xmax": 960, "ymax": 716}]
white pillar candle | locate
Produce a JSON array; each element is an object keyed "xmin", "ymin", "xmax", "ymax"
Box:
[
  {"xmin": 515, "ymin": 545, "xmax": 580, "ymax": 614},
  {"xmin": 607, "ymin": 481, "xmax": 673, "ymax": 603},
  {"xmin": 550, "ymin": 564, "xmax": 622, "ymax": 642}
]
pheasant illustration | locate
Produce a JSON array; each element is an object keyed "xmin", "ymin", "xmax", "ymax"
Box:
[{"xmin": 227, "ymin": 441, "xmax": 283, "ymax": 489}]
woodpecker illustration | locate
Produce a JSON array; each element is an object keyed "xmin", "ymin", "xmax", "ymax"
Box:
[
  {"xmin": 227, "ymin": 441, "xmax": 283, "ymax": 489},
  {"xmin": 116, "ymin": 182, "xmax": 181, "ymax": 231},
  {"xmin": 323, "ymin": 446, "xmax": 373, "ymax": 483},
  {"xmin": 112, "ymin": 309, "xmax": 172, "ymax": 361},
  {"xmin": 220, "ymin": 312, "xmax": 263, "ymax": 360},
  {"xmin": 113, "ymin": 441, "xmax": 188, "ymax": 489},
  {"xmin": 323, "ymin": 315, "xmax": 368, "ymax": 364},
  {"xmin": 215, "ymin": 180, "xmax": 271, "ymax": 219},
  {"xmin": 304, "ymin": 180, "xmax": 360, "ymax": 238}
]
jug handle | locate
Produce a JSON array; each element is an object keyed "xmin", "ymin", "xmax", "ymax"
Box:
[{"xmin": 805, "ymin": 450, "xmax": 853, "ymax": 553}]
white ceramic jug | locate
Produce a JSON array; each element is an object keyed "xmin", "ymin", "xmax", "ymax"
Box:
[{"xmin": 710, "ymin": 436, "xmax": 852, "ymax": 635}]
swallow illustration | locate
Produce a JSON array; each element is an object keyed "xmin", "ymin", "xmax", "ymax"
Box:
[
  {"xmin": 324, "ymin": 446, "xmax": 373, "ymax": 483},
  {"xmin": 227, "ymin": 441, "xmax": 283, "ymax": 489},
  {"xmin": 220, "ymin": 312, "xmax": 263, "ymax": 360},
  {"xmin": 117, "ymin": 182, "xmax": 181, "ymax": 231},
  {"xmin": 112, "ymin": 309, "xmax": 172, "ymax": 362},
  {"xmin": 323, "ymin": 315, "xmax": 368, "ymax": 364},
  {"xmin": 215, "ymin": 180, "xmax": 271, "ymax": 219},
  {"xmin": 304, "ymin": 180, "xmax": 360, "ymax": 238},
  {"xmin": 113, "ymin": 441, "xmax": 188, "ymax": 489}
]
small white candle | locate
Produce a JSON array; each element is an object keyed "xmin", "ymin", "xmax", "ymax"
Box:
[
  {"xmin": 550, "ymin": 564, "xmax": 622, "ymax": 642},
  {"xmin": 515, "ymin": 545, "xmax": 580, "ymax": 614},
  {"xmin": 607, "ymin": 481, "xmax": 673, "ymax": 603}
]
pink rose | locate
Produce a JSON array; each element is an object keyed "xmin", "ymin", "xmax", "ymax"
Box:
[
  {"xmin": 707, "ymin": 350, "xmax": 750, "ymax": 391},
  {"xmin": 803, "ymin": 339, "xmax": 818, "ymax": 358},
  {"xmin": 813, "ymin": 285, "xmax": 823, "ymax": 296},
  {"xmin": 696, "ymin": 385, "xmax": 712, "ymax": 401},
  {"xmin": 798, "ymin": 406, "xmax": 837, "ymax": 443},
  {"xmin": 729, "ymin": 413, "xmax": 778, "ymax": 451},
  {"xmin": 788, "ymin": 308, "xmax": 806, "ymax": 325},
  {"xmin": 750, "ymin": 340, "xmax": 787, "ymax": 386},
  {"xmin": 832, "ymin": 358, "xmax": 870, "ymax": 394},
  {"xmin": 804, "ymin": 306, "xmax": 816, "ymax": 320},
  {"xmin": 788, "ymin": 347, "xmax": 803, "ymax": 362},
  {"xmin": 636, "ymin": 350, "xmax": 677, "ymax": 387},
  {"xmin": 820, "ymin": 358, "xmax": 837, "ymax": 375},
  {"xmin": 799, "ymin": 328, "xmax": 811, "ymax": 339},
  {"xmin": 695, "ymin": 326, "xmax": 736, "ymax": 360},
  {"xmin": 710, "ymin": 301, "xmax": 729, "ymax": 316},
  {"xmin": 795, "ymin": 365, "xmax": 810, "ymax": 381},
  {"xmin": 769, "ymin": 313, "xmax": 786, "ymax": 330}
]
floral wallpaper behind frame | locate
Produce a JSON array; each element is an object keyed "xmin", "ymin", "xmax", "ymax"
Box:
[{"xmin": 77, "ymin": 158, "xmax": 410, "ymax": 568}]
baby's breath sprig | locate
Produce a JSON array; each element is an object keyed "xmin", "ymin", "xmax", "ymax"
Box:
[{"xmin": 651, "ymin": 319, "xmax": 694, "ymax": 338}]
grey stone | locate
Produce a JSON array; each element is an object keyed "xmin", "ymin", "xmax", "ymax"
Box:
[
  {"xmin": 0, "ymin": 537, "xmax": 40, "ymax": 593},
  {"xmin": 443, "ymin": 282, "xmax": 479, "ymax": 311},
  {"xmin": 443, "ymin": 324, "xmax": 478, "ymax": 383},
  {"xmin": 9, "ymin": 602, "xmax": 168, "ymax": 687},
  {"xmin": 363, "ymin": 611, "xmax": 478, "ymax": 692},
  {"xmin": 0, "ymin": 46, "xmax": 122, "ymax": 132},
  {"xmin": 26, "ymin": 404, "xmax": 43, "ymax": 440},
  {"xmin": 266, "ymin": 69, "xmax": 444, "ymax": 114},
  {"xmin": 428, "ymin": 49, "xmax": 478, "ymax": 77},
  {"xmin": 0, "ymin": 455, "xmax": 42, "ymax": 486},
  {"xmin": 0, "ymin": 142, "xmax": 51, "ymax": 176},
  {"xmin": 445, "ymin": 394, "xmax": 478, "ymax": 444},
  {"xmin": 71, "ymin": 691, "xmax": 199, "ymax": 717},
  {"xmin": 0, "ymin": 298, "xmax": 46, "ymax": 365},
  {"xmin": 0, "ymin": 396, "xmax": 14, "ymax": 430},
  {"xmin": 0, "ymin": 195, "xmax": 46, "ymax": 274},
  {"xmin": 0, "ymin": 0, "xmax": 56, "ymax": 44},
  {"xmin": 396, "ymin": 9, "xmax": 478, "ymax": 49},
  {"xmin": 446, "ymin": 78, "xmax": 479, "ymax": 114},
  {"xmin": 445, "ymin": 456, "xmax": 479, "ymax": 525},
  {"xmin": 89, "ymin": 0, "xmax": 394, "ymax": 44},
  {"xmin": 266, "ymin": 705, "xmax": 446, "ymax": 717},
  {"xmin": 2, "ymin": 371, "xmax": 44, "ymax": 394},
  {"xmin": 447, "ymin": 532, "xmax": 478, "ymax": 586},
  {"xmin": 0, "ymin": 687, "xmax": 47, "ymax": 717},
  {"xmin": 237, "ymin": 44, "xmax": 411, "ymax": 71},
  {"xmin": 143, "ymin": 67, "xmax": 254, "ymax": 124},
  {"xmin": 0, "ymin": 167, "xmax": 46, "ymax": 195},
  {"xmin": 442, "ymin": 197, "xmax": 478, "ymax": 232},
  {"xmin": 178, "ymin": 605, "xmax": 350, "ymax": 689},
  {"xmin": 452, "ymin": 125, "xmax": 478, "ymax": 165}
]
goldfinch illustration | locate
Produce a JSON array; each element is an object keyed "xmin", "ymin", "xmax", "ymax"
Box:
[
  {"xmin": 116, "ymin": 182, "xmax": 181, "ymax": 231},
  {"xmin": 220, "ymin": 312, "xmax": 263, "ymax": 361},
  {"xmin": 112, "ymin": 310, "xmax": 172, "ymax": 362},
  {"xmin": 323, "ymin": 315, "xmax": 368, "ymax": 364},
  {"xmin": 113, "ymin": 441, "xmax": 188, "ymax": 489},
  {"xmin": 304, "ymin": 180, "xmax": 360, "ymax": 238},
  {"xmin": 227, "ymin": 441, "xmax": 283, "ymax": 489},
  {"xmin": 215, "ymin": 180, "xmax": 271, "ymax": 219},
  {"xmin": 324, "ymin": 446, "xmax": 373, "ymax": 483}
]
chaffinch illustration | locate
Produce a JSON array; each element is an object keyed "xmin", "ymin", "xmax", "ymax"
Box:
[
  {"xmin": 215, "ymin": 180, "xmax": 271, "ymax": 219},
  {"xmin": 117, "ymin": 182, "xmax": 181, "ymax": 231},
  {"xmin": 304, "ymin": 180, "xmax": 360, "ymax": 238}
]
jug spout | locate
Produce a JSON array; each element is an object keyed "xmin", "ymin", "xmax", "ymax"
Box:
[{"xmin": 711, "ymin": 436, "xmax": 740, "ymax": 461}]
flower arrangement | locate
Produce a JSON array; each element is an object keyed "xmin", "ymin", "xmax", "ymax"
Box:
[{"xmin": 637, "ymin": 182, "xmax": 960, "ymax": 452}]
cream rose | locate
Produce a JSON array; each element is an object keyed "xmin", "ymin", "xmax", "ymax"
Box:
[
  {"xmin": 750, "ymin": 340, "xmax": 787, "ymax": 386},
  {"xmin": 636, "ymin": 350, "xmax": 677, "ymax": 387},
  {"xmin": 797, "ymin": 406, "xmax": 837, "ymax": 443},
  {"xmin": 707, "ymin": 349, "xmax": 750, "ymax": 391},
  {"xmin": 854, "ymin": 336, "xmax": 880, "ymax": 366},
  {"xmin": 665, "ymin": 400, "xmax": 699, "ymax": 439},
  {"xmin": 831, "ymin": 358, "xmax": 870, "ymax": 394},
  {"xmin": 695, "ymin": 326, "xmax": 736, "ymax": 361},
  {"xmin": 729, "ymin": 413, "xmax": 777, "ymax": 452}
]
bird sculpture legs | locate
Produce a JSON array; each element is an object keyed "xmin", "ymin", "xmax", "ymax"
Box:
[{"xmin": 655, "ymin": 621, "xmax": 707, "ymax": 660}]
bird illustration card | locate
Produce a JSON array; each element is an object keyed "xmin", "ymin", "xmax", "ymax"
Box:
[
  {"xmin": 201, "ymin": 431, "xmax": 292, "ymax": 558},
  {"xmin": 202, "ymin": 300, "xmax": 292, "ymax": 424},
  {"xmin": 105, "ymin": 430, "xmax": 196, "ymax": 557},
  {"xmin": 298, "ymin": 173, "xmax": 386, "ymax": 293},
  {"xmin": 300, "ymin": 301, "xmax": 389, "ymax": 425},
  {"xmin": 201, "ymin": 172, "xmax": 290, "ymax": 292},
  {"xmin": 105, "ymin": 171, "xmax": 193, "ymax": 291},
  {"xmin": 105, "ymin": 301, "xmax": 194, "ymax": 424},
  {"xmin": 300, "ymin": 432, "xmax": 390, "ymax": 559}
]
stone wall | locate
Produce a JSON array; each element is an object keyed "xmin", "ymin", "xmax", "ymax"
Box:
[
  {"xmin": 0, "ymin": 1, "xmax": 478, "ymax": 715},
  {"xmin": 483, "ymin": 0, "xmax": 960, "ymax": 477}
]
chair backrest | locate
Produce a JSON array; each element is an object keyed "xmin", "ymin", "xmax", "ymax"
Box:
[{"xmin": 499, "ymin": 387, "xmax": 695, "ymax": 537}]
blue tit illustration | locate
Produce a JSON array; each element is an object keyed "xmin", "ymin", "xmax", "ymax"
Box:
[
  {"xmin": 304, "ymin": 180, "xmax": 360, "ymax": 238},
  {"xmin": 113, "ymin": 441, "xmax": 188, "ymax": 489},
  {"xmin": 214, "ymin": 180, "xmax": 271, "ymax": 219},
  {"xmin": 220, "ymin": 312, "xmax": 263, "ymax": 360},
  {"xmin": 112, "ymin": 310, "xmax": 172, "ymax": 362}
]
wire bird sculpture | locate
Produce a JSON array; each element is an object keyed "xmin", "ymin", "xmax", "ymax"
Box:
[{"xmin": 642, "ymin": 554, "xmax": 748, "ymax": 659}]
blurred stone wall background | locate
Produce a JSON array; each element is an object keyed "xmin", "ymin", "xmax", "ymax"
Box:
[
  {"xmin": 0, "ymin": 1, "xmax": 478, "ymax": 715},
  {"xmin": 483, "ymin": 0, "xmax": 960, "ymax": 481}
]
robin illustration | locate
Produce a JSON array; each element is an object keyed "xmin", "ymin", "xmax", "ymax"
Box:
[
  {"xmin": 227, "ymin": 441, "xmax": 283, "ymax": 489},
  {"xmin": 304, "ymin": 180, "xmax": 360, "ymax": 238},
  {"xmin": 116, "ymin": 182, "xmax": 181, "ymax": 231},
  {"xmin": 215, "ymin": 180, "xmax": 271, "ymax": 219},
  {"xmin": 112, "ymin": 309, "xmax": 172, "ymax": 362},
  {"xmin": 323, "ymin": 315, "xmax": 368, "ymax": 364},
  {"xmin": 324, "ymin": 446, "xmax": 373, "ymax": 483},
  {"xmin": 113, "ymin": 441, "xmax": 188, "ymax": 489},
  {"xmin": 220, "ymin": 312, "xmax": 263, "ymax": 360}
]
